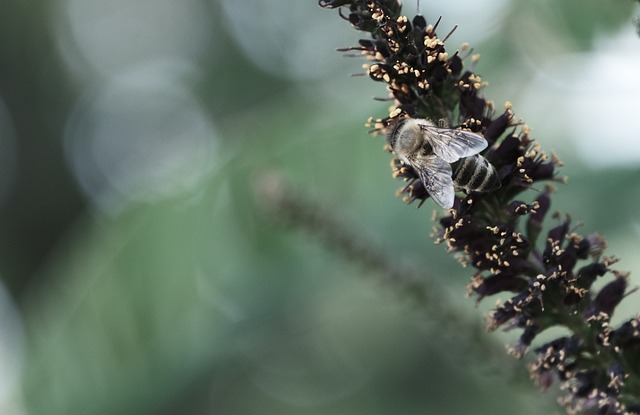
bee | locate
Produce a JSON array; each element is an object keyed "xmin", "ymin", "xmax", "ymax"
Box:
[{"xmin": 387, "ymin": 118, "xmax": 500, "ymax": 208}]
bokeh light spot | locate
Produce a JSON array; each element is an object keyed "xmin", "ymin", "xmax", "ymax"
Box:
[{"xmin": 64, "ymin": 74, "xmax": 217, "ymax": 213}]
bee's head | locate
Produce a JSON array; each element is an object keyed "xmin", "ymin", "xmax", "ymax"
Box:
[
  {"xmin": 391, "ymin": 118, "xmax": 427, "ymax": 155},
  {"xmin": 386, "ymin": 118, "xmax": 408, "ymax": 148}
]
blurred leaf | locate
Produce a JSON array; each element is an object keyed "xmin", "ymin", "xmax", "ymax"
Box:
[
  {"xmin": 545, "ymin": 0, "xmax": 637, "ymax": 49},
  {"xmin": 22, "ymin": 184, "xmax": 237, "ymax": 415}
]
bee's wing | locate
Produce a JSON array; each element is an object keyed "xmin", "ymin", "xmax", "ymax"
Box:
[
  {"xmin": 410, "ymin": 154, "xmax": 455, "ymax": 209},
  {"xmin": 424, "ymin": 127, "xmax": 488, "ymax": 163}
]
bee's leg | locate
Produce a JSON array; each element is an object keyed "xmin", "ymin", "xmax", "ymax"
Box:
[{"xmin": 436, "ymin": 118, "xmax": 449, "ymax": 128}]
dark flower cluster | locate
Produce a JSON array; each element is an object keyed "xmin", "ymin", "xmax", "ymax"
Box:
[{"xmin": 320, "ymin": 0, "xmax": 640, "ymax": 413}]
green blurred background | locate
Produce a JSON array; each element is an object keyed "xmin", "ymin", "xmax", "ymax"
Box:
[{"xmin": 0, "ymin": 0, "xmax": 638, "ymax": 414}]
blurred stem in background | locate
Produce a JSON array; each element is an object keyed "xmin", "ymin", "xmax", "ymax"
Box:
[{"xmin": 256, "ymin": 171, "xmax": 514, "ymax": 365}]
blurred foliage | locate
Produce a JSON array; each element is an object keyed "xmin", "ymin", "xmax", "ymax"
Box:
[
  {"xmin": 0, "ymin": 0, "xmax": 636, "ymax": 414},
  {"xmin": 0, "ymin": 0, "xmax": 84, "ymax": 294}
]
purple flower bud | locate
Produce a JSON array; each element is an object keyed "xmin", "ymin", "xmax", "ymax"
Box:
[
  {"xmin": 471, "ymin": 274, "xmax": 528, "ymax": 299},
  {"xmin": 483, "ymin": 110, "xmax": 512, "ymax": 143},
  {"xmin": 593, "ymin": 277, "xmax": 627, "ymax": 317}
]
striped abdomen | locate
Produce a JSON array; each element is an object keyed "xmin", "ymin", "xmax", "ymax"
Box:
[{"xmin": 451, "ymin": 154, "xmax": 500, "ymax": 193}]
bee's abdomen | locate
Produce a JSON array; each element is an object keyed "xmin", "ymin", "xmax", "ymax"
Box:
[{"xmin": 451, "ymin": 155, "xmax": 500, "ymax": 193}]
